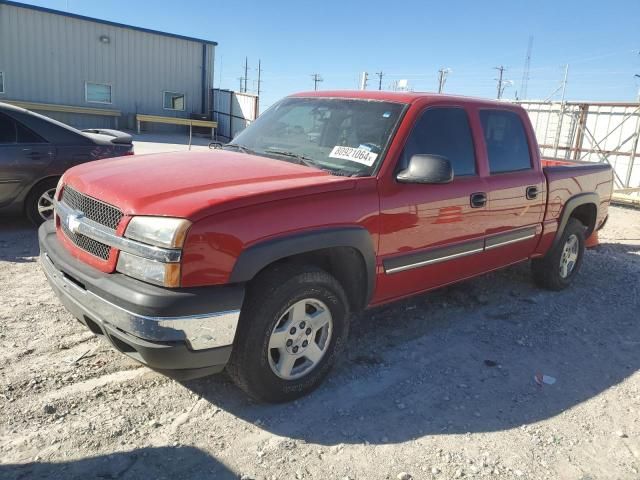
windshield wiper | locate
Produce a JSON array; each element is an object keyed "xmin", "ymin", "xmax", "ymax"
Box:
[
  {"xmin": 264, "ymin": 149, "xmax": 319, "ymax": 169},
  {"xmin": 221, "ymin": 143, "xmax": 255, "ymax": 154}
]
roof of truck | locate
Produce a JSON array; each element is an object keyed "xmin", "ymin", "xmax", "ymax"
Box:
[{"xmin": 290, "ymin": 90, "xmax": 516, "ymax": 108}]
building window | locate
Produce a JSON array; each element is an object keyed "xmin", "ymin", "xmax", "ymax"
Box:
[
  {"xmin": 0, "ymin": 72, "xmax": 4, "ymax": 93},
  {"xmin": 163, "ymin": 91, "xmax": 185, "ymax": 111},
  {"xmin": 86, "ymin": 82, "xmax": 112, "ymax": 104}
]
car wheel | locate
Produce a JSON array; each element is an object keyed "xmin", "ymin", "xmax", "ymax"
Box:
[
  {"xmin": 531, "ymin": 217, "xmax": 586, "ymax": 291},
  {"xmin": 25, "ymin": 178, "xmax": 59, "ymax": 226},
  {"xmin": 226, "ymin": 264, "xmax": 350, "ymax": 403}
]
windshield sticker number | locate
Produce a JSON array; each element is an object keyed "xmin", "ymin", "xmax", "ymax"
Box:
[{"xmin": 329, "ymin": 146, "xmax": 378, "ymax": 167}]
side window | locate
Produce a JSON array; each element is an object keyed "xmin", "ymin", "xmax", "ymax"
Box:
[
  {"xmin": 16, "ymin": 121, "xmax": 46, "ymax": 144},
  {"xmin": 401, "ymin": 107, "xmax": 476, "ymax": 176},
  {"xmin": 0, "ymin": 113, "xmax": 17, "ymax": 144},
  {"xmin": 480, "ymin": 110, "xmax": 532, "ymax": 173}
]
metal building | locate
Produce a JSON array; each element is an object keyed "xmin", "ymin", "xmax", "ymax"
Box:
[{"xmin": 0, "ymin": 0, "xmax": 216, "ymax": 130}]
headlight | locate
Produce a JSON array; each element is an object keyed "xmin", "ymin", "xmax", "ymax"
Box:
[
  {"xmin": 117, "ymin": 216, "xmax": 191, "ymax": 287},
  {"xmin": 124, "ymin": 216, "xmax": 191, "ymax": 248},
  {"xmin": 116, "ymin": 251, "xmax": 181, "ymax": 287}
]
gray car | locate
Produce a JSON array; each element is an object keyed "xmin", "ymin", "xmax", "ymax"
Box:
[{"xmin": 0, "ymin": 102, "xmax": 133, "ymax": 225}]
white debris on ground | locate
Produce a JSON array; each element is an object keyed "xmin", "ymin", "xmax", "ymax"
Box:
[{"xmin": 0, "ymin": 206, "xmax": 639, "ymax": 479}]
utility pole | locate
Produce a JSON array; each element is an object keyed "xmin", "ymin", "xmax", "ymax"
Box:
[
  {"xmin": 256, "ymin": 59, "xmax": 263, "ymax": 97},
  {"xmin": 359, "ymin": 71, "xmax": 369, "ymax": 90},
  {"xmin": 437, "ymin": 68, "xmax": 451, "ymax": 93},
  {"xmin": 375, "ymin": 71, "xmax": 384, "ymax": 90},
  {"xmin": 495, "ymin": 66, "xmax": 506, "ymax": 99},
  {"xmin": 243, "ymin": 57, "xmax": 249, "ymax": 93},
  {"xmin": 311, "ymin": 73, "xmax": 323, "ymax": 91},
  {"xmin": 238, "ymin": 77, "xmax": 243, "ymax": 92}
]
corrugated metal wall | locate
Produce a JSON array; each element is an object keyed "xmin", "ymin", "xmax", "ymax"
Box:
[{"xmin": 0, "ymin": 2, "xmax": 214, "ymax": 130}]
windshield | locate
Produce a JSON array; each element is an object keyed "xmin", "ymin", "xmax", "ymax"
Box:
[{"xmin": 229, "ymin": 97, "xmax": 405, "ymax": 176}]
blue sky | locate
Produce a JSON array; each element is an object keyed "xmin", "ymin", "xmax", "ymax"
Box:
[{"xmin": 18, "ymin": 0, "xmax": 640, "ymax": 110}]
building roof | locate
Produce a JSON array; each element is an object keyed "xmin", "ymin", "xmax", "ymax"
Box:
[{"xmin": 0, "ymin": 0, "xmax": 217, "ymax": 45}]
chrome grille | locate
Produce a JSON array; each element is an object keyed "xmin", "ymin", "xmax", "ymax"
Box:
[
  {"xmin": 61, "ymin": 186, "xmax": 123, "ymax": 230},
  {"xmin": 60, "ymin": 221, "xmax": 111, "ymax": 260},
  {"xmin": 59, "ymin": 186, "xmax": 123, "ymax": 261}
]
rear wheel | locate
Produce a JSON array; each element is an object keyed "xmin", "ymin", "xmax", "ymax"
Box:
[
  {"xmin": 226, "ymin": 265, "xmax": 350, "ymax": 403},
  {"xmin": 25, "ymin": 178, "xmax": 59, "ymax": 226},
  {"xmin": 531, "ymin": 217, "xmax": 586, "ymax": 290}
]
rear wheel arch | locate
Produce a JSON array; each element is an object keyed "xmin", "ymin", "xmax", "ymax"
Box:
[
  {"xmin": 552, "ymin": 193, "xmax": 598, "ymax": 249},
  {"xmin": 23, "ymin": 176, "xmax": 61, "ymax": 225},
  {"xmin": 230, "ymin": 228, "xmax": 376, "ymax": 312}
]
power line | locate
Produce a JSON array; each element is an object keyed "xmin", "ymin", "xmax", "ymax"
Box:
[
  {"xmin": 311, "ymin": 73, "xmax": 323, "ymax": 91},
  {"xmin": 375, "ymin": 71, "xmax": 384, "ymax": 90}
]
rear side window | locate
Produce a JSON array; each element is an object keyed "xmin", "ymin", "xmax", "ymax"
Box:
[
  {"xmin": 480, "ymin": 110, "xmax": 532, "ymax": 173},
  {"xmin": 401, "ymin": 107, "xmax": 476, "ymax": 176},
  {"xmin": 0, "ymin": 113, "xmax": 17, "ymax": 143},
  {"xmin": 16, "ymin": 121, "xmax": 46, "ymax": 143}
]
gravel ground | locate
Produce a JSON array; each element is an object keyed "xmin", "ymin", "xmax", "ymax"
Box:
[{"xmin": 1, "ymin": 206, "xmax": 639, "ymax": 480}]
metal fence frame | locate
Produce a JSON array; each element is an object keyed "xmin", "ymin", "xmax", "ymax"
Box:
[{"xmin": 517, "ymin": 100, "xmax": 640, "ymax": 193}]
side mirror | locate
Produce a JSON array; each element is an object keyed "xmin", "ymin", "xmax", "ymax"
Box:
[{"xmin": 396, "ymin": 154, "xmax": 454, "ymax": 184}]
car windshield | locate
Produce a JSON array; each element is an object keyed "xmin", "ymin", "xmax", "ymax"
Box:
[{"xmin": 228, "ymin": 97, "xmax": 405, "ymax": 176}]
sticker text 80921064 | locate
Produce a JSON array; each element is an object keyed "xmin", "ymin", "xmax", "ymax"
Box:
[{"xmin": 328, "ymin": 146, "xmax": 378, "ymax": 167}]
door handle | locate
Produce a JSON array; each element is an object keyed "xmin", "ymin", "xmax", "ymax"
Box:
[
  {"xmin": 470, "ymin": 192, "xmax": 487, "ymax": 208},
  {"xmin": 526, "ymin": 186, "xmax": 538, "ymax": 200}
]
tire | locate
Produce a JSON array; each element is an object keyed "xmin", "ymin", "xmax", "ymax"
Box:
[
  {"xmin": 25, "ymin": 178, "xmax": 59, "ymax": 226},
  {"xmin": 531, "ymin": 217, "xmax": 586, "ymax": 291},
  {"xmin": 226, "ymin": 264, "xmax": 350, "ymax": 403}
]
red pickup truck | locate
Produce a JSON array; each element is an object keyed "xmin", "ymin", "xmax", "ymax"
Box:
[{"xmin": 39, "ymin": 91, "xmax": 613, "ymax": 402}]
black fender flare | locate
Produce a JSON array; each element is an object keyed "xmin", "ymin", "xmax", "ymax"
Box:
[
  {"xmin": 551, "ymin": 192, "xmax": 599, "ymax": 250},
  {"xmin": 229, "ymin": 227, "xmax": 377, "ymax": 305}
]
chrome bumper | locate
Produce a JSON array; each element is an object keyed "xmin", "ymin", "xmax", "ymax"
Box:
[{"xmin": 40, "ymin": 252, "xmax": 240, "ymax": 350}]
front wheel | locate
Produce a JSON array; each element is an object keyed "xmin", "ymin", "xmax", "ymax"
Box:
[
  {"xmin": 226, "ymin": 265, "xmax": 350, "ymax": 403},
  {"xmin": 531, "ymin": 217, "xmax": 586, "ymax": 290}
]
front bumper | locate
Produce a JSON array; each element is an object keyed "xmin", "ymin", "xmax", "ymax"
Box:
[{"xmin": 38, "ymin": 221, "xmax": 244, "ymax": 379}]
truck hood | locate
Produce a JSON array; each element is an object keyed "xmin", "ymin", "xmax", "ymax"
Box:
[{"xmin": 63, "ymin": 150, "xmax": 355, "ymax": 220}]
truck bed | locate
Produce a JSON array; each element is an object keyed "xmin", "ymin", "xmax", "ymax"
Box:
[{"xmin": 541, "ymin": 157, "xmax": 613, "ymax": 228}]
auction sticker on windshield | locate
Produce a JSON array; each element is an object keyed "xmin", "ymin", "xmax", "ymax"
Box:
[{"xmin": 329, "ymin": 146, "xmax": 378, "ymax": 167}]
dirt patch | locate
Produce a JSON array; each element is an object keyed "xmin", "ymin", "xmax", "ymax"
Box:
[{"xmin": 1, "ymin": 208, "xmax": 639, "ymax": 479}]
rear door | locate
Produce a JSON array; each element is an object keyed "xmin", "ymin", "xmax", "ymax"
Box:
[
  {"xmin": 0, "ymin": 112, "xmax": 55, "ymax": 207},
  {"xmin": 480, "ymin": 108, "xmax": 545, "ymax": 268}
]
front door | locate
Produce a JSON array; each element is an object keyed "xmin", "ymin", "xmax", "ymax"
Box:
[
  {"xmin": 376, "ymin": 105, "xmax": 490, "ymax": 302},
  {"xmin": 0, "ymin": 112, "xmax": 54, "ymax": 207}
]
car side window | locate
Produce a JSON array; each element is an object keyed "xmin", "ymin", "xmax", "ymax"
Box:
[
  {"xmin": 16, "ymin": 120, "xmax": 47, "ymax": 144},
  {"xmin": 400, "ymin": 107, "xmax": 476, "ymax": 176},
  {"xmin": 0, "ymin": 112, "xmax": 17, "ymax": 144},
  {"xmin": 480, "ymin": 110, "xmax": 532, "ymax": 173}
]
